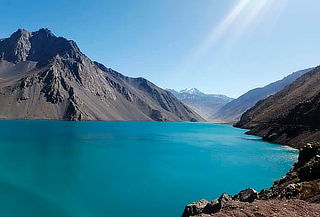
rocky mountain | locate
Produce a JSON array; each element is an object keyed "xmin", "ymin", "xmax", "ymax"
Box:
[
  {"xmin": 0, "ymin": 28, "xmax": 204, "ymax": 122},
  {"xmin": 182, "ymin": 144, "xmax": 320, "ymax": 217},
  {"xmin": 210, "ymin": 68, "xmax": 313, "ymax": 123},
  {"xmin": 167, "ymin": 88, "xmax": 233, "ymax": 120},
  {"xmin": 235, "ymin": 66, "xmax": 320, "ymax": 149}
]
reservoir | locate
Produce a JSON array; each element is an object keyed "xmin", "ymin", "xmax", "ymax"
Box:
[{"xmin": 0, "ymin": 121, "xmax": 298, "ymax": 217}]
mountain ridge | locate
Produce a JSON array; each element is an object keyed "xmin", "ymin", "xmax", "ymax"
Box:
[
  {"xmin": 210, "ymin": 68, "xmax": 313, "ymax": 123},
  {"xmin": 0, "ymin": 28, "xmax": 204, "ymax": 122},
  {"xmin": 235, "ymin": 66, "xmax": 320, "ymax": 149}
]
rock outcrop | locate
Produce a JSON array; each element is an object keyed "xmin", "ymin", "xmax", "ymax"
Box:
[
  {"xmin": 0, "ymin": 29, "xmax": 204, "ymax": 122},
  {"xmin": 259, "ymin": 144, "xmax": 320, "ymax": 203},
  {"xmin": 182, "ymin": 144, "xmax": 320, "ymax": 216}
]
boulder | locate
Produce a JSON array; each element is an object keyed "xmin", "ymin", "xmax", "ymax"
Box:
[
  {"xmin": 182, "ymin": 193, "xmax": 234, "ymax": 217},
  {"xmin": 202, "ymin": 199, "xmax": 220, "ymax": 214},
  {"xmin": 202, "ymin": 193, "xmax": 233, "ymax": 214},
  {"xmin": 296, "ymin": 144, "xmax": 319, "ymax": 167},
  {"xmin": 233, "ymin": 188, "xmax": 258, "ymax": 202},
  {"xmin": 182, "ymin": 199, "xmax": 209, "ymax": 217},
  {"xmin": 281, "ymin": 183, "xmax": 300, "ymax": 199},
  {"xmin": 298, "ymin": 155, "xmax": 320, "ymax": 181},
  {"xmin": 219, "ymin": 193, "xmax": 233, "ymax": 204}
]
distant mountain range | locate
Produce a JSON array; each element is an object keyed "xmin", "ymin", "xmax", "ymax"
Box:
[
  {"xmin": 0, "ymin": 28, "xmax": 317, "ymax": 128},
  {"xmin": 235, "ymin": 66, "xmax": 320, "ymax": 149},
  {"xmin": 210, "ymin": 68, "xmax": 313, "ymax": 123},
  {"xmin": 167, "ymin": 88, "xmax": 233, "ymax": 120},
  {"xmin": 0, "ymin": 29, "xmax": 204, "ymax": 122}
]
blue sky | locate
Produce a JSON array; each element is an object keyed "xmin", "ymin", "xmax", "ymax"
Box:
[{"xmin": 0, "ymin": 0, "xmax": 319, "ymax": 98}]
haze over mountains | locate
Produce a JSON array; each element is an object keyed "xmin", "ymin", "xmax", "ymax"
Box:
[
  {"xmin": 211, "ymin": 68, "xmax": 313, "ymax": 123},
  {"xmin": 168, "ymin": 68, "xmax": 312, "ymax": 123},
  {"xmin": 0, "ymin": 28, "xmax": 203, "ymax": 122},
  {"xmin": 235, "ymin": 66, "xmax": 320, "ymax": 149},
  {"xmin": 167, "ymin": 88, "xmax": 233, "ymax": 120}
]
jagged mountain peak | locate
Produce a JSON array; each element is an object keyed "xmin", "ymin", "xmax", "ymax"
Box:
[
  {"xmin": 180, "ymin": 88, "xmax": 205, "ymax": 96},
  {"xmin": 0, "ymin": 28, "xmax": 82, "ymax": 64},
  {"xmin": 9, "ymin": 28, "xmax": 56, "ymax": 43},
  {"xmin": 10, "ymin": 28, "xmax": 31, "ymax": 38},
  {"xmin": 12, "ymin": 28, "xmax": 54, "ymax": 40},
  {"xmin": 0, "ymin": 28, "xmax": 203, "ymax": 122},
  {"xmin": 36, "ymin": 28, "xmax": 54, "ymax": 35}
]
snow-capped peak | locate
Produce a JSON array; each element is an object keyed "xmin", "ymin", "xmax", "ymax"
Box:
[{"xmin": 180, "ymin": 88, "xmax": 203, "ymax": 95}]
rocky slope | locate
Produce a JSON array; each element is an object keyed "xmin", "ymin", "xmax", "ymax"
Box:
[
  {"xmin": 235, "ymin": 66, "xmax": 320, "ymax": 149},
  {"xmin": 0, "ymin": 29, "xmax": 204, "ymax": 121},
  {"xmin": 211, "ymin": 68, "xmax": 312, "ymax": 123},
  {"xmin": 167, "ymin": 88, "xmax": 233, "ymax": 120},
  {"xmin": 182, "ymin": 144, "xmax": 320, "ymax": 217}
]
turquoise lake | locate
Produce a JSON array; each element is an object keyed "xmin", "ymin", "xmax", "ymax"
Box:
[{"xmin": 0, "ymin": 121, "xmax": 298, "ymax": 217}]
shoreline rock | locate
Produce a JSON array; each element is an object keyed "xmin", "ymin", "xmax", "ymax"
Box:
[{"xmin": 182, "ymin": 144, "xmax": 320, "ymax": 216}]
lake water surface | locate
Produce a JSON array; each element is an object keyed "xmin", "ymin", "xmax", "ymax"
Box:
[{"xmin": 0, "ymin": 121, "xmax": 298, "ymax": 217}]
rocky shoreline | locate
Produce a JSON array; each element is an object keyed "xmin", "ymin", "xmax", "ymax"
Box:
[{"xmin": 182, "ymin": 144, "xmax": 320, "ymax": 216}]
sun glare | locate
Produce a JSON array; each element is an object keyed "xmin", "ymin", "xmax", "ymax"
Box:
[{"xmin": 185, "ymin": 0, "xmax": 281, "ymax": 73}]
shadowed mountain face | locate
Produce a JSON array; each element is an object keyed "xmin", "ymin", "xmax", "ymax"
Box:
[
  {"xmin": 211, "ymin": 68, "xmax": 312, "ymax": 123},
  {"xmin": 167, "ymin": 88, "xmax": 233, "ymax": 120},
  {"xmin": 235, "ymin": 66, "xmax": 320, "ymax": 149},
  {"xmin": 0, "ymin": 29, "xmax": 204, "ymax": 122}
]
